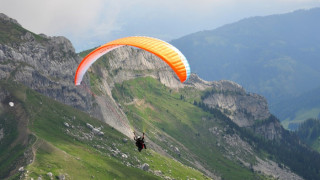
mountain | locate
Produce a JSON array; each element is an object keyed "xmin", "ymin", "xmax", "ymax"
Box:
[
  {"xmin": 1, "ymin": 13, "xmax": 320, "ymax": 180},
  {"xmin": 170, "ymin": 8, "xmax": 320, "ymax": 122},
  {"xmin": 0, "ymin": 13, "xmax": 207, "ymax": 179}
]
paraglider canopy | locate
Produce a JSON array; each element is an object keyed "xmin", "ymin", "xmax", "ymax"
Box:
[{"xmin": 74, "ymin": 36, "xmax": 190, "ymax": 85}]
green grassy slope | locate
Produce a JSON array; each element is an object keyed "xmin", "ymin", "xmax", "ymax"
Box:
[
  {"xmin": 0, "ymin": 81, "xmax": 207, "ymax": 179},
  {"xmin": 112, "ymin": 77, "xmax": 265, "ymax": 180}
]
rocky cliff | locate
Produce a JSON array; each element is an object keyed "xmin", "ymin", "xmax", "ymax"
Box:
[
  {"xmin": 198, "ymin": 79, "xmax": 284, "ymax": 140},
  {"xmin": 0, "ymin": 13, "xmax": 137, "ymax": 138},
  {"xmin": 0, "ymin": 13, "xmax": 91, "ymax": 111},
  {"xmin": 202, "ymin": 80, "xmax": 270, "ymax": 127}
]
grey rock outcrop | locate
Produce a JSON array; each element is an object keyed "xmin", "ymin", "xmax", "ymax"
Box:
[
  {"xmin": 153, "ymin": 170, "xmax": 163, "ymax": 176},
  {"xmin": 200, "ymin": 80, "xmax": 283, "ymax": 140},
  {"xmin": 58, "ymin": 174, "xmax": 65, "ymax": 180},
  {"xmin": 18, "ymin": 167, "xmax": 24, "ymax": 172},
  {"xmin": 253, "ymin": 157, "xmax": 303, "ymax": 180},
  {"xmin": 46, "ymin": 172, "xmax": 53, "ymax": 178},
  {"xmin": 141, "ymin": 163, "xmax": 149, "ymax": 171},
  {"xmin": 0, "ymin": 13, "xmax": 21, "ymax": 26},
  {"xmin": 85, "ymin": 123, "xmax": 104, "ymax": 136},
  {"xmin": 89, "ymin": 46, "xmax": 183, "ymax": 94},
  {"xmin": 203, "ymin": 81, "xmax": 270, "ymax": 127},
  {"xmin": 253, "ymin": 117, "xmax": 284, "ymax": 140},
  {"xmin": 63, "ymin": 122, "xmax": 70, "ymax": 128},
  {"xmin": 0, "ymin": 32, "xmax": 91, "ymax": 112}
]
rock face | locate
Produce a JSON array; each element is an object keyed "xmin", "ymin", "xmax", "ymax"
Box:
[
  {"xmin": 0, "ymin": 14, "xmax": 91, "ymax": 112},
  {"xmin": 0, "ymin": 13, "xmax": 137, "ymax": 138},
  {"xmin": 202, "ymin": 80, "xmax": 270, "ymax": 127},
  {"xmin": 90, "ymin": 46, "xmax": 184, "ymax": 93},
  {"xmin": 199, "ymin": 80, "xmax": 284, "ymax": 140},
  {"xmin": 253, "ymin": 157, "xmax": 303, "ymax": 180},
  {"xmin": 253, "ymin": 116, "xmax": 284, "ymax": 140},
  {"xmin": 141, "ymin": 163, "xmax": 149, "ymax": 171},
  {"xmin": 0, "ymin": 13, "xmax": 20, "ymax": 26}
]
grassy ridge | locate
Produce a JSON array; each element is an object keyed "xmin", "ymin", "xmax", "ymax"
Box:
[{"xmin": 112, "ymin": 77, "xmax": 264, "ymax": 180}]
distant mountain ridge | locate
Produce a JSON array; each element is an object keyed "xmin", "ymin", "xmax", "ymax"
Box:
[{"xmin": 171, "ymin": 8, "xmax": 320, "ymax": 120}]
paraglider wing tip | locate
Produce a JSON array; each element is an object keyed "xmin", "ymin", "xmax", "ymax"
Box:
[
  {"xmin": 75, "ymin": 81, "xmax": 80, "ymax": 86},
  {"xmin": 180, "ymin": 77, "xmax": 188, "ymax": 83}
]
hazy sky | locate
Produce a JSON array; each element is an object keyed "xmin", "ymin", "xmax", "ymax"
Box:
[{"xmin": 1, "ymin": 0, "xmax": 320, "ymax": 51}]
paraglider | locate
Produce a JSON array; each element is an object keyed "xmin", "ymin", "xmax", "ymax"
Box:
[
  {"xmin": 74, "ymin": 36, "xmax": 191, "ymax": 151},
  {"xmin": 74, "ymin": 36, "xmax": 191, "ymax": 86},
  {"xmin": 134, "ymin": 132, "xmax": 146, "ymax": 152}
]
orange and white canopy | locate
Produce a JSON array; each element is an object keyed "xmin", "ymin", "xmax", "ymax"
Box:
[{"xmin": 74, "ymin": 36, "xmax": 190, "ymax": 85}]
